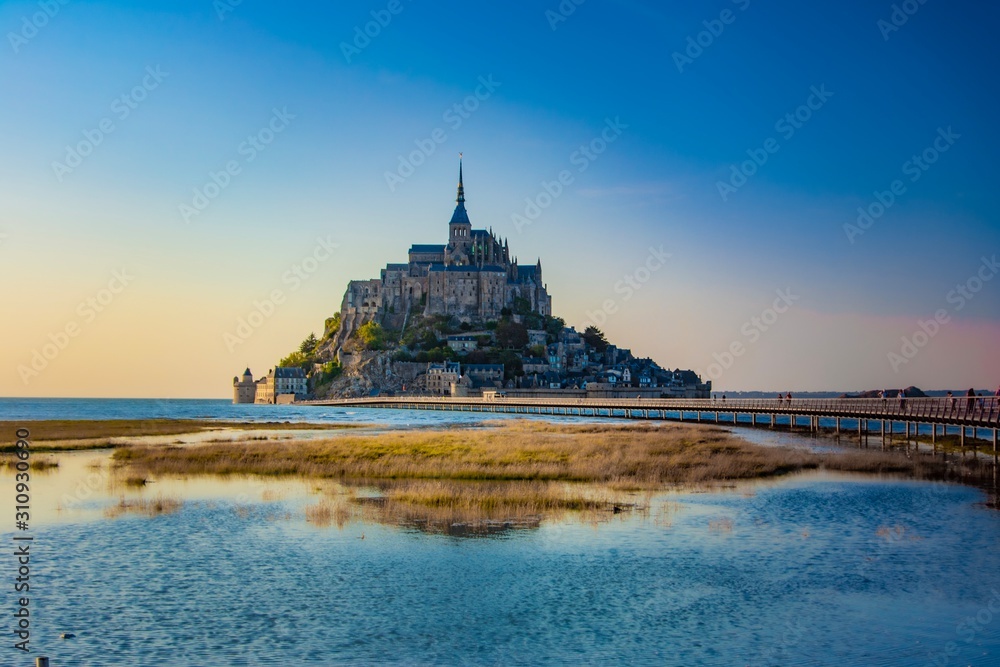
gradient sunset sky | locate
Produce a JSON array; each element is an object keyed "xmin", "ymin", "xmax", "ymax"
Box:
[{"xmin": 1, "ymin": 0, "xmax": 997, "ymax": 398}]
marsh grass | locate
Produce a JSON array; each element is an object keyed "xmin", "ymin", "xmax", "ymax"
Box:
[
  {"xmin": 104, "ymin": 495, "xmax": 182, "ymax": 518},
  {"xmin": 303, "ymin": 479, "xmax": 641, "ymax": 535},
  {"xmin": 108, "ymin": 420, "xmax": 987, "ymax": 529},
  {"xmin": 113, "ymin": 421, "xmax": 812, "ymax": 483},
  {"xmin": 112, "ymin": 420, "xmax": 936, "ymax": 485},
  {"xmin": 0, "ymin": 419, "xmax": 366, "ymax": 448},
  {"xmin": 1, "ymin": 456, "xmax": 59, "ymax": 471}
]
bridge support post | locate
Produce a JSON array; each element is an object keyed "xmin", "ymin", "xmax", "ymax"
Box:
[
  {"xmin": 961, "ymin": 427, "xmax": 966, "ymax": 449},
  {"xmin": 770, "ymin": 414, "xmax": 775, "ymax": 428},
  {"xmin": 993, "ymin": 428, "xmax": 997, "ymax": 460},
  {"xmin": 881, "ymin": 421, "xmax": 886, "ymax": 450},
  {"xmin": 715, "ymin": 412, "xmax": 719, "ymax": 424},
  {"xmin": 752, "ymin": 413, "xmax": 757, "ymax": 426},
  {"xmin": 836, "ymin": 417, "xmax": 840, "ymax": 435},
  {"xmin": 789, "ymin": 415, "xmax": 794, "ymax": 432}
]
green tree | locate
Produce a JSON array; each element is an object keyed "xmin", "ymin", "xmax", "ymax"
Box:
[
  {"xmin": 279, "ymin": 350, "xmax": 311, "ymax": 370},
  {"xmin": 356, "ymin": 321, "xmax": 385, "ymax": 350},
  {"xmin": 523, "ymin": 312, "xmax": 544, "ymax": 331},
  {"xmin": 300, "ymin": 332, "xmax": 319, "ymax": 353},
  {"xmin": 545, "ymin": 317, "xmax": 566, "ymax": 342},
  {"xmin": 583, "ymin": 326, "xmax": 609, "ymax": 353},
  {"xmin": 497, "ymin": 350, "xmax": 523, "ymax": 381},
  {"xmin": 495, "ymin": 320, "xmax": 528, "ymax": 349}
]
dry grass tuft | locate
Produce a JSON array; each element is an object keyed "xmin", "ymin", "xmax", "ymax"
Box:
[
  {"xmin": 1, "ymin": 456, "xmax": 59, "ymax": 471},
  {"xmin": 708, "ymin": 517, "xmax": 734, "ymax": 533},
  {"xmin": 104, "ymin": 495, "xmax": 182, "ymax": 518}
]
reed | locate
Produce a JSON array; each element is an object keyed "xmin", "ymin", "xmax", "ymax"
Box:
[
  {"xmin": 0, "ymin": 419, "xmax": 366, "ymax": 446},
  {"xmin": 104, "ymin": 495, "xmax": 182, "ymax": 518}
]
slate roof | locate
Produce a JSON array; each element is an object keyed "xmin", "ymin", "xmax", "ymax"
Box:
[
  {"xmin": 273, "ymin": 367, "xmax": 307, "ymax": 379},
  {"xmin": 450, "ymin": 201, "xmax": 470, "ymax": 224}
]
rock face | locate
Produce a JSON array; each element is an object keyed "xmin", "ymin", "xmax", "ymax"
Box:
[{"xmin": 318, "ymin": 351, "xmax": 423, "ymax": 399}]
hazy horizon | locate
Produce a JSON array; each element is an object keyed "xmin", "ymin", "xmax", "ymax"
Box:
[{"xmin": 2, "ymin": 0, "xmax": 998, "ymax": 398}]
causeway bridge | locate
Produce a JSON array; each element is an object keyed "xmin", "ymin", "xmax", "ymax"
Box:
[{"xmin": 306, "ymin": 395, "xmax": 1000, "ymax": 454}]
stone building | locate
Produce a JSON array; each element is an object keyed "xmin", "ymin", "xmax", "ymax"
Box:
[
  {"xmin": 426, "ymin": 361, "xmax": 461, "ymax": 395},
  {"xmin": 232, "ymin": 368, "xmax": 256, "ymax": 404},
  {"xmin": 333, "ymin": 159, "xmax": 551, "ymax": 349},
  {"xmin": 253, "ymin": 367, "xmax": 308, "ymax": 404}
]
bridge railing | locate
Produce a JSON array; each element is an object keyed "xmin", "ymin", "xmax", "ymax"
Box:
[{"xmin": 320, "ymin": 395, "xmax": 1000, "ymax": 427}]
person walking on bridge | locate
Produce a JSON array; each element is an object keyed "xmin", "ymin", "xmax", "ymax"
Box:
[
  {"xmin": 897, "ymin": 389, "xmax": 907, "ymax": 412},
  {"xmin": 966, "ymin": 388, "xmax": 976, "ymax": 414}
]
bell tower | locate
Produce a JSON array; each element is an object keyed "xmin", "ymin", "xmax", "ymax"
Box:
[{"xmin": 446, "ymin": 154, "xmax": 473, "ymax": 265}]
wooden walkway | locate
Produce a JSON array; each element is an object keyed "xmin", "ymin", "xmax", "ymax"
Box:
[{"xmin": 305, "ymin": 395, "xmax": 1000, "ymax": 452}]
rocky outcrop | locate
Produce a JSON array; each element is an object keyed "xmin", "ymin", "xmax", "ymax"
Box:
[{"xmin": 316, "ymin": 351, "xmax": 425, "ymax": 399}]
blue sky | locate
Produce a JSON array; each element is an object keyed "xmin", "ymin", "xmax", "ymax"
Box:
[{"xmin": 1, "ymin": 0, "xmax": 997, "ymax": 397}]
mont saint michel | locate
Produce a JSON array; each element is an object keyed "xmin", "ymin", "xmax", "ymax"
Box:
[{"xmin": 235, "ymin": 160, "xmax": 709, "ymax": 403}]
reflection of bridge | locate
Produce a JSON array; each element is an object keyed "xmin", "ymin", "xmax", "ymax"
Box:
[{"xmin": 306, "ymin": 396, "xmax": 1000, "ymax": 453}]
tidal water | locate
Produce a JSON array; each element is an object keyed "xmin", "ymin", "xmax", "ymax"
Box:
[{"xmin": 1, "ymin": 400, "xmax": 999, "ymax": 666}]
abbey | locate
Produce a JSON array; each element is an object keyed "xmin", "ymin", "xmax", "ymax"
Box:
[{"xmin": 334, "ymin": 159, "xmax": 551, "ymax": 345}]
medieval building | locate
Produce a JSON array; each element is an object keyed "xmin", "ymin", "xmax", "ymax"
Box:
[{"xmin": 333, "ymin": 160, "xmax": 551, "ymax": 348}]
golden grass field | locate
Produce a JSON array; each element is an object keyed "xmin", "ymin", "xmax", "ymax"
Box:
[
  {"xmin": 101, "ymin": 419, "xmax": 949, "ymax": 531},
  {"xmin": 111, "ymin": 419, "xmax": 917, "ymax": 484},
  {"xmin": 7, "ymin": 418, "xmax": 983, "ymax": 532}
]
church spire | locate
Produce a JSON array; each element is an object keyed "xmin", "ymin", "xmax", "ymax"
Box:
[{"xmin": 449, "ymin": 153, "xmax": 471, "ymax": 225}]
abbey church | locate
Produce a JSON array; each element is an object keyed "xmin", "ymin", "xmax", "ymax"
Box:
[{"xmin": 334, "ymin": 160, "xmax": 552, "ymax": 344}]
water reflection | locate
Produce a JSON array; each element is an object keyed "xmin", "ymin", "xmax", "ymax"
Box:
[{"xmin": 3, "ymin": 451, "xmax": 1000, "ymax": 665}]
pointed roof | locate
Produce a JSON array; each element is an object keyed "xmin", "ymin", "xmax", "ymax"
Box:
[{"xmin": 450, "ymin": 154, "xmax": 470, "ymax": 225}]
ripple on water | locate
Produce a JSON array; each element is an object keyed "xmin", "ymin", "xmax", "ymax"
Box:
[{"xmin": 9, "ymin": 473, "xmax": 999, "ymax": 666}]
